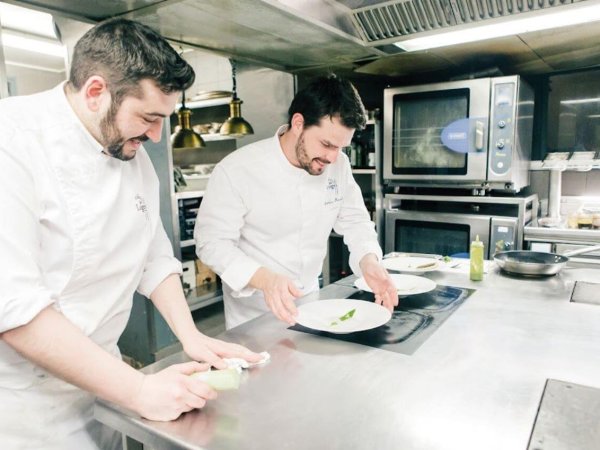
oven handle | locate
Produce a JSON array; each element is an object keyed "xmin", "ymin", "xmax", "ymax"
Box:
[{"xmin": 474, "ymin": 120, "xmax": 485, "ymax": 152}]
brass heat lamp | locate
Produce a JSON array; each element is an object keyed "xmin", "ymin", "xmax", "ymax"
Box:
[
  {"xmin": 220, "ymin": 59, "xmax": 254, "ymax": 138},
  {"xmin": 171, "ymin": 92, "xmax": 205, "ymax": 149}
]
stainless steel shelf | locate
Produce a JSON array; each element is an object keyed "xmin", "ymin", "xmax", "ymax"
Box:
[
  {"xmin": 186, "ymin": 284, "xmax": 222, "ymax": 312},
  {"xmin": 180, "ymin": 239, "xmax": 195, "ymax": 247},
  {"xmin": 176, "ymin": 97, "xmax": 231, "ymax": 109},
  {"xmin": 524, "ymin": 225, "xmax": 600, "ymax": 245},
  {"xmin": 530, "ymin": 160, "xmax": 600, "ymax": 171},
  {"xmin": 201, "ymin": 133, "xmax": 235, "ymax": 141},
  {"xmin": 174, "ymin": 190, "xmax": 204, "ymax": 200}
]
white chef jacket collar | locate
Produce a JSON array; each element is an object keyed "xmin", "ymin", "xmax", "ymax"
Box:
[
  {"xmin": 54, "ymin": 81, "xmax": 105, "ymax": 155},
  {"xmin": 274, "ymin": 124, "xmax": 312, "ymax": 178}
]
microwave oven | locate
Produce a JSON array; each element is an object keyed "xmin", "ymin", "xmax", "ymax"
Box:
[
  {"xmin": 383, "ymin": 76, "xmax": 534, "ymax": 193},
  {"xmin": 384, "ymin": 194, "xmax": 538, "ymax": 259}
]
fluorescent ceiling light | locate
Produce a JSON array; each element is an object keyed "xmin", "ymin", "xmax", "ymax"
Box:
[
  {"xmin": 0, "ymin": 2, "xmax": 57, "ymax": 38},
  {"xmin": 2, "ymin": 30, "xmax": 65, "ymax": 58},
  {"xmin": 394, "ymin": 3, "xmax": 600, "ymax": 52},
  {"xmin": 561, "ymin": 98, "xmax": 600, "ymax": 105}
]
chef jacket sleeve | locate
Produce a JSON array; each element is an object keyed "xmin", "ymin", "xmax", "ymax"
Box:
[
  {"xmin": 332, "ymin": 162, "xmax": 383, "ymax": 278},
  {"xmin": 137, "ymin": 218, "xmax": 183, "ymax": 298},
  {"xmin": 0, "ymin": 142, "xmax": 56, "ymax": 333},
  {"xmin": 194, "ymin": 165, "xmax": 261, "ymax": 296}
]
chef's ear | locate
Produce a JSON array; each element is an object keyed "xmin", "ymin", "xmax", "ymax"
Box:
[
  {"xmin": 290, "ymin": 113, "xmax": 305, "ymax": 135},
  {"xmin": 83, "ymin": 76, "xmax": 110, "ymax": 112}
]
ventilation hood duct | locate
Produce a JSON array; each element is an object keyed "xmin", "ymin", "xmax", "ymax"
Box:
[
  {"xmin": 15, "ymin": 0, "xmax": 600, "ymax": 78},
  {"xmin": 349, "ymin": 0, "xmax": 588, "ymax": 46}
]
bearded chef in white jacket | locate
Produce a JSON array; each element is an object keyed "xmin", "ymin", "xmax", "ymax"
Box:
[
  {"xmin": 0, "ymin": 18, "xmax": 260, "ymax": 449},
  {"xmin": 195, "ymin": 75, "xmax": 398, "ymax": 330}
]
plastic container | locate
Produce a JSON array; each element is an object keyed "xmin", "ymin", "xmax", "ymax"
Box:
[
  {"xmin": 577, "ymin": 212, "xmax": 593, "ymax": 229},
  {"xmin": 470, "ymin": 235, "xmax": 484, "ymax": 281}
]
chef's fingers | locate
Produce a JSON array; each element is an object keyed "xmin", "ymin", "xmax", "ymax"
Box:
[
  {"xmin": 270, "ymin": 292, "xmax": 296, "ymax": 325},
  {"xmin": 389, "ymin": 287, "xmax": 399, "ymax": 307},
  {"xmin": 205, "ymin": 338, "xmax": 262, "ymax": 362},
  {"xmin": 174, "ymin": 361, "xmax": 211, "ymax": 376},
  {"xmin": 281, "ymin": 296, "xmax": 297, "ymax": 324},
  {"xmin": 184, "ymin": 377, "xmax": 218, "ymax": 404},
  {"xmin": 379, "ymin": 290, "xmax": 394, "ymax": 312},
  {"xmin": 266, "ymin": 294, "xmax": 289, "ymax": 324},
  {"xmin": 288, "ymin": 283, "xmax": 303, "ymax": 298},
  {"xmin": 204, "ymin": 353, "xmax": 228, "ymax": 370},
  {"xmin": 184, "ymin": 348, "xmax": 227, "ymax": 370},
  {"xmin": 224, "ymin": 343, "xmax": 263, "ymax": 362},
  {"xmin": 375, "ymin": 291, "xmax": 395, "ymax": 312}
]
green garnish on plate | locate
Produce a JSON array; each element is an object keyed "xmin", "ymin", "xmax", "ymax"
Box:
[{"xmin": 330, "ymin": 308, "xmax": 356, "ymax": 326}]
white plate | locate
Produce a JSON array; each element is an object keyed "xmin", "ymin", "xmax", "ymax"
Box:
[
  {"xmin": 354, "ymin": 273, "xmax": 436, "ymax": 296},
  {"xmin": 296, "ymin": 299, "xmax": 391, "ymax": 334},
  {"xmin": 382, "ymin": 256, "xmax": 445, "ymax": 273}
]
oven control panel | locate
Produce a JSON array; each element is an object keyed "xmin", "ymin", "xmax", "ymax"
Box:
[
  {"xmin": 491, "ymin": 217, "xmax": 518, "ymax": 254},
  {"xmin": 489, "ymin": 82, "xmax": 515, "ymax": 177}
]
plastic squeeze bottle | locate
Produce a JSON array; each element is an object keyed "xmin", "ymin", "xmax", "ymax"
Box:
[{"xmin": 470, "ymin": 235, "xmax": 484, "ymax": 281}]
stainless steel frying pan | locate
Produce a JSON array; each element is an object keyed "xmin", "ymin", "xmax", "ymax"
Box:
[{"xmin": 494, "ymin": 244, "xmax": 600, "ymax": 276}]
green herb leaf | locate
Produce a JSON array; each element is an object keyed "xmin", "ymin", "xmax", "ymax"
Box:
[{"xmin": 339, "ymin": 308, "xmax": 356, "ymax": 322}]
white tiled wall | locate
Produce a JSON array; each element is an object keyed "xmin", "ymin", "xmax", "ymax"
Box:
[{"xmin": 182, "ymin": 51, "xmax": 232, "ymax": 98}]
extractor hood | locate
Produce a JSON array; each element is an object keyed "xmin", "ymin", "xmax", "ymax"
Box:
[{"xmin": 13, "ymin": 0, "xmax": 600, "ymax": 79}]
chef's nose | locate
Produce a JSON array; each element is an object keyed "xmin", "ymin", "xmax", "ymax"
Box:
[
  {"xmin": 146, "ymin": 118, "xmax": 164, "ymax": 143},
  {"xmin": 326, "ymin": 149, "xmax": 341, "ymax": 164}
]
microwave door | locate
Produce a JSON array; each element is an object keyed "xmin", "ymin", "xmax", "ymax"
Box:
[
  {"xmin": 383, "ymin": 78, "xmax": 491, "ymax": 183},
  {"xmin": 385, "ymin": 211, "xmax": 491, "ymax": 258}
]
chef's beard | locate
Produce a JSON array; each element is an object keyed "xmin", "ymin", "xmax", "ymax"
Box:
[
  {"xmin": 296, "ymin": 132, "xmax": 328, "ymax": 176},
  {"xmin": 99, "ymin": 102, "xmax": 148, "ymax": 161}
]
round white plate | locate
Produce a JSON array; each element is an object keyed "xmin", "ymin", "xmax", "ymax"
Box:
[
  {"xmin": 354, "ymin": 273, "xmax": 436, "ymax": 296},
  {"xmin": 382, "ymin": 256, "xmax": 445, "ymax": 274},
  {"xmin": 296, "ymin": 299, "xmax": 391, "ymax": 334}
]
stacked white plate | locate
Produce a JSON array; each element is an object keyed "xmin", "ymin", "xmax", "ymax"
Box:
[
  {"xmin": 354, "ymin": 273, "xmax": 436, "ymax": 296},
  {"xmin": 382, "ymin": 256, "xmax": 446, "ymax": 274}
]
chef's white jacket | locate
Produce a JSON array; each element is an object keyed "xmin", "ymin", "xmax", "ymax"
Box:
[
  {"xmin": 195, "ymin": 126, "xmax": 382, "ymax": 329},
  {"xmin": 0, "ymin": 83, "xmax": 181, "ymax": 449}
]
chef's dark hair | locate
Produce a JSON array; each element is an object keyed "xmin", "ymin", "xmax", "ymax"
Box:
[
  {"xmin": 287, "ymin": 74, "xmax": 366, "ymax": 131},
  {"xmin": 68, "ymin": 18, "xmax": 194, "ymax": 106}
]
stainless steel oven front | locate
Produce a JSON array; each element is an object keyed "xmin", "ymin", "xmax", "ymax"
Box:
[
  {"xmin": 383, "ymin": 75, "xmax": 534, "ymax": 192},
  {"xmin": 384, "ymin": 194, "xmax": 538, "ymax": 259}
]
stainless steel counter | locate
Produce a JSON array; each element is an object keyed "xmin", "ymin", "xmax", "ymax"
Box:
[{"xmin": 95, "ymin": 266, "xmax": 600, "ymax": 450}]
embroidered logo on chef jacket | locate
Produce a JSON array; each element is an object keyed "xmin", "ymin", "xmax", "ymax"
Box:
[
  {"xmin": 324, "ymin": 177, "xmax": 342, "ymax": 205},
  {"xmin": 135, "ymin": 194, "xmax": 150, "ymax": 221}
]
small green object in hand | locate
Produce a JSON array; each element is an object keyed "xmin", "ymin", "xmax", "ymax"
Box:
[
  {"xmin": 191, "ymin": 368, "xmax": 241, "ymax": 390},
  {"xmin": 331, "ymin": 308, "xmax": 356, "ymax": 326},
  {"xmin": 442, "ymin": 255, "xmax": 452, "ymax": 263}
]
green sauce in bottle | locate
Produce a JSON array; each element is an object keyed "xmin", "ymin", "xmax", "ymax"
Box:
[{"xmin": 470, "ymin": 235, "xmax": 484, "ymax": 281}]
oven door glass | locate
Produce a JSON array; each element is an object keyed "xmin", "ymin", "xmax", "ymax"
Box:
[
  {"xmin": 392, "ymin": 89, "xmax": 469, "ymax": 175},
  {"xmin": 393, "ymin": 219, "xmax": 471, "ymax": 257}
]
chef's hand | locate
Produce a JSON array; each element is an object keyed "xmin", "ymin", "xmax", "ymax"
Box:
[
  {"xmin": 250, "ymin": 267, "xmax": 302, "ymax": 325},
  {"xmin": 132, "ymin": 361, "xmax": 216, "ymax": 421},
  {"xmin": 360, "ymin": 253, "xmax": 398, "ymax": 312},
  {"xmin": 182, "ymin": 332, "xmax": 262, "ymax": 370}
]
